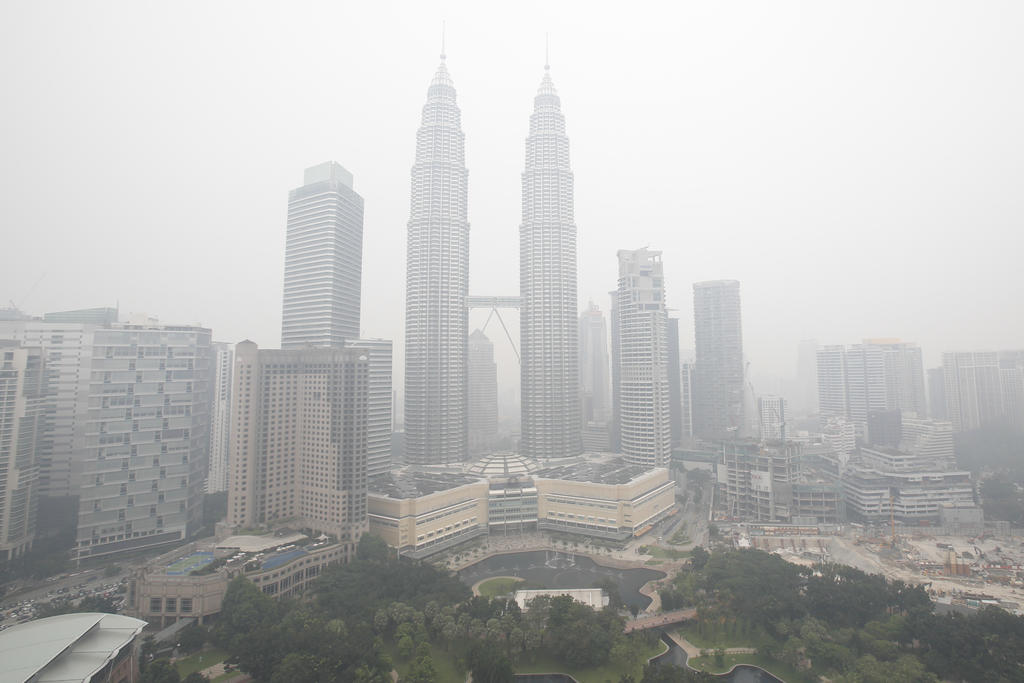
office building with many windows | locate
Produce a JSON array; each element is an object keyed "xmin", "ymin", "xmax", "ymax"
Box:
[
  {"xmin": 75, "ymin": 324, "xmax": 212, "ymax": 560},
  {"xmin": 281, "ymin": 162, "xmax": 364, "ymax": 350}
]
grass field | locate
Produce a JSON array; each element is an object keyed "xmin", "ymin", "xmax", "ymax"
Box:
[
  {"xmin": 476, "ymin": 576, "xmax": 525, "ymax": 597},
  {"xmin": 686, "ymin": 653, "xmax": 815, "ymax": 683},
  {"xmin": 676, "ymin": 622, "xmax": 774, "ymax": 650},
  {"xmin": 641, "ymin": 546, "xmax": 690, "ymax": 560},
  {"xmin": 174, "ymin": 647, "xmax": 229, "ymax": 677}
]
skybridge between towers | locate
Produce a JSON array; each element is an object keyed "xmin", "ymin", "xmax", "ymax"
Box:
[{"xmin": 467, "ymin": 295, "xmax": 521, "ymax": 363}]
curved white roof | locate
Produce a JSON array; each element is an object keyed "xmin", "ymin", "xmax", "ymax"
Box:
[{"xmin": 0, "ymin": 612, "xmax": 146, "ymax": 683}]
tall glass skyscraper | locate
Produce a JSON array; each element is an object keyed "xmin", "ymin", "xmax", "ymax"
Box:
[
  {"xmin": 404, "ymin": 52, "xmax": 470, "ymax": 465},
  {"xmin": 281, "ymin": 162, "xmax": 364, "ymax": 349},
  {"xmin": 693, "ymin": 280, "xmax": 745, "ymax": 441},
  {"xmin": 520, "ymin": 63, "xmax": 581, "ymax": 460},
  {"xmin": 279, "ymin": 162, "xmax": 392, "ymax": 478}
]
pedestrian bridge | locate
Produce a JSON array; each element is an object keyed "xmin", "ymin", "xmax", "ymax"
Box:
[{"xmin": 624, "ymin": 608, "xmax": 697, "ymax": 633}]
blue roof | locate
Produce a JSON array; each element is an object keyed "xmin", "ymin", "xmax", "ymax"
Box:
[{"xmin": 262, "ymin": 548, "xmax": 307, "ymax": 570}]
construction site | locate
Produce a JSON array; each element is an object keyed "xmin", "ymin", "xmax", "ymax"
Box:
[{"xmin": 728, "ymin": 521, "xmax": 1024, "ymax": 614}]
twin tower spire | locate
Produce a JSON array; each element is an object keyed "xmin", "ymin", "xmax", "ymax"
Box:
[{"xmin": 403, "ymin": 45, "xmax": 581, "ymax": 466}]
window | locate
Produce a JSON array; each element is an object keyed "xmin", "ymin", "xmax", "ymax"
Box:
[
  {"xmin": 180, "ymin": 598, "xmax": 192, "ymax": 613},
  {"xmin": 150, "ymin": 598, "xmax": 162, "ymax": 612},
  {"xmin": 165, "ymin": 598, "xmax": 176, "ymax": 612}
]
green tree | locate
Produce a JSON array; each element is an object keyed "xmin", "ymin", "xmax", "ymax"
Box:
[
  {"xmin": 357, "ymin": 532, "xmax": 392, "ymax": 563},
  {"xmin": 140, "ymin": 659, "xmax": 180, "ymax": 683},
  {"xmin": 467, "ymin": 642, "xmax": 515, "ymax": 683},
  {"xmin": 176, "ymin": 623, "xmax": 206, "ymax": 653}
]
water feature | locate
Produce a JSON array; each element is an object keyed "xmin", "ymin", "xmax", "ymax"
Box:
[
  {"xmin": 650, "ymin": 633, "xmax": 786, "ymax": 682},
  {"xmin": 459, "ymin": 549, "xmax": 665, "ymax": 611}
]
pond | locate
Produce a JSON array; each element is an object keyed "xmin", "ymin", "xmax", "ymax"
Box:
[
  {"xmin": 458, "ymin": 549, "xmax": 665, "ymax": 611},
  {"xmin": 650, "ymin": 633, "xmax": 785, "ymax": 682}
]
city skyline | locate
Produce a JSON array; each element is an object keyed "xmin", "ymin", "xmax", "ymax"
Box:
[{"xmin": 4, "ymin": 3, "xmax": 1023, "ymax": 399}]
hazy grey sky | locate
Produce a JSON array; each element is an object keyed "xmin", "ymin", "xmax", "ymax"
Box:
[{"xmin": 3, "ymin": 1, "xmax": 1022, "ymax": 394}]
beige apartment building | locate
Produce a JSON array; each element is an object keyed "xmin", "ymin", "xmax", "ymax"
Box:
[{"xmin": 228, "ymin": 342, "xmax": 369, "ymax": 552}]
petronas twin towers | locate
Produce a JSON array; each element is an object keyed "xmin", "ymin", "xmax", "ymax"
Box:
[{"xmin": 404, "ymin": 51, "xmax": 581, "ymax": 465}]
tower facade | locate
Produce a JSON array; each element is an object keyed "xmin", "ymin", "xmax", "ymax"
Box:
[
  {"xmin": 943, "ymin": 351, "xmax": 1003, "ymax": 432},
  {"xmin": 76, "ymin": 324, "xmax": 212, "ymax": 560},
  {"xmin": 343, "ymin": 339, "xmax": 393, "ymax": 478},
  {"xmin": 520, "ymin": 64, "xmax": 581, "ymax": 460},
  {"xmin": 281, "ymin": 162, "xmax": 364, "ymax": 349},
  {"xmin": 468, "ymin": 330, "xmax": 498, "ymax": 456},
  {"xmin": 404, "ymin": 54, "xmax": 470, "ymax": 466},
  {"xmin": 579, "ymin": 303, "xmax": 612, "ymax": 450},
  {"xmin": 692, "ymin": 280, "xmax": 745, "ymax": 441},
  {"xmin": 228, "ymin": 342, "xmax": 368, "ymax": 552},
  {"xmin": 207, "ymin": 342, "xmax": 233, "ymax": 493},
  {"xmin": 614, "ymin": 249, "xmax": 671, "ymax": 469},
  {"xmin": 0, "ymin": 342, "xmax": 45, "ymax": 561}
]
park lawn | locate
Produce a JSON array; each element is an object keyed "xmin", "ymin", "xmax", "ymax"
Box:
[
  {"xmin": 687, "ymin": 653, "xmax": 815, "ymax": 683},
  {"xmin": 515, "ymin": 639, "xmax": 667, "ymax": 683},
  {"xmin": 174, "ymin": 647, "xmax": 229, "ymax": 677},
  {"xmin": 477, "ymin": 576, "xmax": 525, "ymax": 597},
  {"xmin": 643, "ymin": 546, "xmax": 689, "ymax": 560},
  {"xmin": 385, "ymin": 640, "xmax": 466, "ymax": 682},
  {"xmin": 676, "ymin": 621, "xmax": 774, "ymax": 650}
]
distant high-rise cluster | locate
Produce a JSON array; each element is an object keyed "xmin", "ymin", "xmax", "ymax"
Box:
[
  {"xmin": 816, "ymin": 340, "xmax": 926, "ymax": 431},
  {"xmin": 612, "ymin": 249, "xmax": 671, "ymax": 469},
  {"xmin": 403, "ymin": 53, "xmax": 470, "ymax": 467},
  {"xmin": 692, "ymin": 280, "xmax": 745, "ymax": 441}
]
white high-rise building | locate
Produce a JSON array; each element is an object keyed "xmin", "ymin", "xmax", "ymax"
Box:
[
  {"xmin": 614, "ymin": 249, "xmax": 671, "ymax": 469},
  {"xmin": 206, "ymin": 342, "xmax": 233, "ymax": 493},
  {"xmin": 758, "ymin": 395, "xmax": 787, "ymax": 442},
  {"xmin": 0, "ymin": 319, "xmax": 98, "ymax": 500},
  {"xmin": 468, "ymin": 330, "xmax": 498, "ymax": 456},
  {"xmin": 943, "ymin": 351, "xmax": 1007, "ymax": 432},
  {"xmin": 404, "ymin": 52, "xmax": 470, "ymax": 466},
  {"xmin": 520, "ymin": 62, "xmax": 581, "ymax": 460},
  {"xmin": 345, "ymin": 339, "xmax": 393, "ymax": 478},
  {"xmin": 680, "ymin": 361, "xmax": 695, "ymax": 441},
  {"xmin": 76, "ymin": 324, "xmax": 212, "ymax": 560},
  {"xmin": 0, "ymin": 342, "xmax": 45, "ymax": 561},
  {"xmin": 816, "ymin": 345, "xmax": 848, "ymax": 420},
  {"xmin": 281, "ymin": 162, "xmax": 363, "ymax": 349}
]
